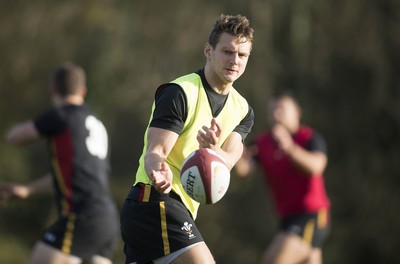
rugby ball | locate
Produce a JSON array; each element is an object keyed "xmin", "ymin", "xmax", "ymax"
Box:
[{"xmin": 180, "ymin": 148, "xmax": 230, "ymax": 204}]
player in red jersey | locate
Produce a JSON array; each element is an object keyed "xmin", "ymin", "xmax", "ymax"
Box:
[{"xmin": 236, "ymin": 91, "xmax": 331, "ymax": 264}]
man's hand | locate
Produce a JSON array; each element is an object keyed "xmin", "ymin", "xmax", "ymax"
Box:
[
  {"xmin": 150, "ymin": 162, "xmax": 173, "ymax": 194},
  {"xmin": 272, "ymin": 124, "xmax": 295, "ymax": 154},
  {"xmin": 197, "ymin": 118, "xmax": 221, "ymax": 149},
  {"xmin": 0, "ymin": 184, "xmax": 30, "ymax": 206}
]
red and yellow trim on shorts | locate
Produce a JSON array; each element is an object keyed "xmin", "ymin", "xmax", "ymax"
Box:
[
  {"xmin": 137, "ymin": 183, "xmax": 171, "ymax": 255},
  {"xmin": 303, "ymin": 208, "xmax": 329, "ymax": 245},
  {"xmin": 137, "ymin": 183, "xmax": 151, "ymax": 202},
  {"xmin": 160, "ymin": 202, "xmax": 170, "ymax": 255},
  {"xmin": 61, "ymin": 213, "xmax": 76, "ymax": 254}
]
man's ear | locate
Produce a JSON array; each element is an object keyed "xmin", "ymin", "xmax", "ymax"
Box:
[
  {"xmin": 81, "ymin": 86, "xmax": 87, "ymax": 97},
  {"xmin": 297, "ymin": 107, "xmax": 303, "ymax": 121},
  {"xmin": 204, "ymin": 42, "xmax": 212, "ymax": 58}
]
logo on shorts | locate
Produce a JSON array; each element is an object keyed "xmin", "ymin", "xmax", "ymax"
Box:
[
  {"xmin": 181, "ymin": 222, "xmax": 196, "ymax": 239},
  {"xmin": 288, "ymin": 225, "xmax": 302, "ymax": 235},
  {"xmin": 44, "ymin": 232, "xmax": 56, "ymax": 243}
]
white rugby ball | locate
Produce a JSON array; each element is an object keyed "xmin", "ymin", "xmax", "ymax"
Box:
[{"xmin": 180, "ymin": 148, "xmax": 230, "ymax": 204}]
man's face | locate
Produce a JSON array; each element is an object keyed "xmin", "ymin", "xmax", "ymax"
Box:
[
  {"xmin": 268, "ymin": 97, "xmax": 301, "ymax": 131},
  {"xmin": 205, "ymin": 32, "xmax": 252, "ymax": 89}
]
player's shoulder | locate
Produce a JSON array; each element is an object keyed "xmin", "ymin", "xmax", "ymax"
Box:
[
  {"xmin": 155, "ymin": 83, "xmax": 184, "ymax": 98},
  {"xmin": 300, "ymin": 125, "xmax": 325, "ymax": 140}
]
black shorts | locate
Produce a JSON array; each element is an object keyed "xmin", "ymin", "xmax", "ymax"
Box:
[
  {"xmin": 120, "ymin": 184, "xmax": 204, "ymax": 264},
  {"xmin": 280, "ymin": 208, "xmax": 330, "ymax": 248},
  {"xmin": 41, "ymin": 204, "xmax": 119, "ymax": 260}
]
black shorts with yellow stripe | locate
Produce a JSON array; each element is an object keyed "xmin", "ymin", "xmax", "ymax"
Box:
[
  {"xmin": 120, "ymin": 183, "xmax": 204, "ymax": 264},
  {"xmin": 40, "ymin": 203, "xmax": 119, "ymax": 260},
  {"xmin": 280, "ymin": 208, "xmax": 331, "ymax": 248}
]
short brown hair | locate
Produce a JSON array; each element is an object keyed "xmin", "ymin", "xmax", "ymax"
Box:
[
  {"xmin": 208, "ymin": 14, "xmax": 254, "ymax": 49},
  {"xmin": 269, "ymin": 89, "xmax": 301, "ymax": 113},
  {"xmin": 51, "ymin": 62, "xmax": 86, "ymax": 97}
]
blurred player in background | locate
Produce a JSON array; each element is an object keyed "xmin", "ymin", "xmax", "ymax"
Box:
[
  {"xmin": 0, "ymin": 62, "xmax": 119, "ymax": 264},
  {"xmin": 236, "ymin": 91, "xmax": 331, "ymax": 264},
  {"xmin": 120, "ymin": 14, "xmax": 255, "ymax": 264}
]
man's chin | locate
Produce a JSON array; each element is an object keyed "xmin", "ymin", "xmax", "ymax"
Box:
[{"xmin": 224, "ymin": 74, "xmax": 238, "ymax": 83}]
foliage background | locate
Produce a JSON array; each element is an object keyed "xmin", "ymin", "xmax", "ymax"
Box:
[{"xmin": 0, "ymin": 1, "xmax": 399, "ymax": 263}]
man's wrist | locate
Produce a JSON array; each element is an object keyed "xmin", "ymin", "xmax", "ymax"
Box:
[{"xmin": 285, "ymin": 143, "xmax": 298, "ymax": 157}]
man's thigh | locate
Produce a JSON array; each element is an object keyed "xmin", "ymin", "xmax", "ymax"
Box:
[
  {"xmin": 262, "ymin": 232, "xmax": 312, "ymax": 264},
  {"xmin": 42, "ymin": 211, "xmax": 118, "ymax": 260},
  {"xmin": 170, "ymin": 242, "xmax": 215, "ymax": 264}
]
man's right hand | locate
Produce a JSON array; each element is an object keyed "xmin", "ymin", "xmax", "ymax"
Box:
[{"xmin": 150, "ymin": 162, "xmax": 173, "ymax": 194}]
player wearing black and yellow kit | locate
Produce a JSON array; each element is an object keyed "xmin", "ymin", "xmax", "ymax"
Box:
[
  {"xmin": 1, "ymin": 62, "xmax": 119, "ymax": 264},
  {"xmin": 120, "ymin": 15, "xmax": 255, "ymax": 264}
]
